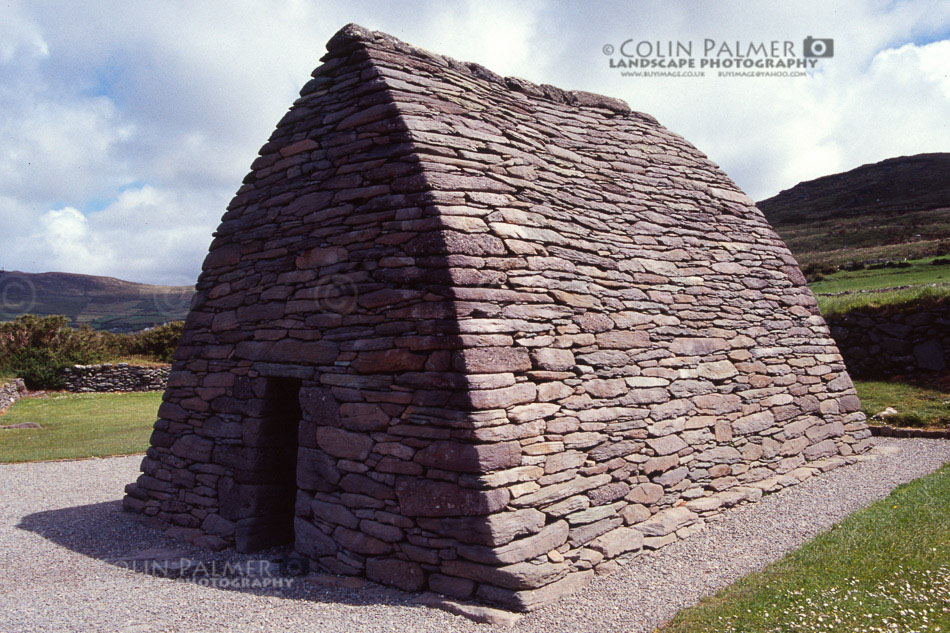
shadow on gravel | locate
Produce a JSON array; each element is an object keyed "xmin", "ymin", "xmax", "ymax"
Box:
[{"xmin": 17, "ymin": 500, "xmax": 415, "ymax": 607}]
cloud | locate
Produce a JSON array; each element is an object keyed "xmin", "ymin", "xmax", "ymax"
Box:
[
  {"xmin": 0, "ymin": 96, "xmax": 134, "ymax": 205},
  {"xmin": 408, "ymin": 0, "xmax": 545, "ymax": 76},
  {"xmin": 0, "ymin": 0, "xmax": 947, "ymax": 285},
  {"xmin": 37, "ymin": 207, "xmax": 97, "ymax": 267},
  {"xmin": 711, "ymin": 38, "xmax": 950, "ymax": 199},
  {"xmin": 529, "ymin": 0, "xmax": 950, "ymax": 200},
  {"xmin": 0, "ymin": 2, "xmax": 48, "ymax": 63},
  {"xmin": 826, "ymin": 40, "xmax": 950, "ymax": 166},
  {"xmin": 3, "ymin": 185, "xmax": 213, "ymax": 285}
]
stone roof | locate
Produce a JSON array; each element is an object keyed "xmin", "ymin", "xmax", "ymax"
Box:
[{"xmin": 321, "ymin": 23, "xmax": 637, "ymax": 116}]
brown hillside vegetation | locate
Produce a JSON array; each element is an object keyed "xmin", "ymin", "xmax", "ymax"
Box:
[
  {"xmin": 757, "ymin": 153, "xmax": 950, "ymax": 270},
  {"xmin": 0, "ymin": 270, "xmax": 193, "ymax": 332}
]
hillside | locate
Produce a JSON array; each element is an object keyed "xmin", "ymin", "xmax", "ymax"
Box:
[
  {"xmin": 757, "ymin": 153, "xmax": 950, "ymax": 315},
  {"xmin": 759, "ymin": 153, "xmax": 950, "ymax": 223},
  {"xmin": 758, "ymin": 153, "xmax": 950, "ymax": 268},
  {"xmin": 0, "ymin": 271, "xmax": 193, "ymax": 332},
  {"xmin": 758, "ymin": 153, "xmax": 950, "ymax": 270}
]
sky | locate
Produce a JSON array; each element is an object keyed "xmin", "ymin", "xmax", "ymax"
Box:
[{"xmin": 1, "ymin": 0, "xmax": 948, "ymax": 286}]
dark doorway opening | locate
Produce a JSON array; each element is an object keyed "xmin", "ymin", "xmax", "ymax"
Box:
[{"xmin": 241, "ymin": 376, "xmax": 302, "ymax": 552}]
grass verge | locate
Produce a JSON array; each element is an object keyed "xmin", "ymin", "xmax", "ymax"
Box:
[
  {"xmin": 661, "ymin": 464, "xmax": 950, "ymax": 633},
  {"xmin": 0, "ymin": 392, "xmax": 160, "ymax": 463},
  {"xmin": 96, "ymin": 356, "xmax": 171, "ymax": 367},
  {"xmin": 817, "ymin": 285, "xmax": 950, "ymax": 317},
  {"xmin": 853, "ymin": 379, "xmax": 950, "ymax": 428},
  {"xmin": 810, "ymin": 256, "xmax": 950, "ymax": 295}
]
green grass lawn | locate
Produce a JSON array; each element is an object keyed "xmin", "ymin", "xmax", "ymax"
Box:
[
  {"xmin": 811, "ymin": 255, "xmax": 950, "ymax": 316},
  {"xmin": 0, "ymin": 392, "xmax": 160, "ymax": 463},
  {"xmin": 662, "ymin": 464, "xmax": 950, "ymax": 633},
  {"xmin": 817, "ymin": 285, "xmax": 950, "ymax": 317},
  {"xmin": 853, "ymin": 379, "xmax": 950, "ymax": 428},
  {"xmin": 810, "ymin": 257, "xmax": 950, "ymax": 295}
]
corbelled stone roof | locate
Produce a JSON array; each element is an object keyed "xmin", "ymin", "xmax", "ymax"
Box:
[{"xmin": 323, "ymin": 23, "xmax": 637, "ymax": 115}]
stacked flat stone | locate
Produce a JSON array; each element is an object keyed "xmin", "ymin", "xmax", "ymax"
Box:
[
  {"xmin": 827, "ymin": 303, "xmax": 948, "ymax": 376},
  {"xmin": 63, "ymin": 364, "xmax": 171, "ymax": 393},
  {"xmin": 0, "ymin": 378, "xmax": 27, "ymax": 413},
  {"xmin": 124, "ymin": 24, "xmax": 871, "ymax": 611}
]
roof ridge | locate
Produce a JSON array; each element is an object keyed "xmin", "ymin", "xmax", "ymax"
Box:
[{"xmin": 324, "ymin": 23, "xmax": 652, "ymax": 121}]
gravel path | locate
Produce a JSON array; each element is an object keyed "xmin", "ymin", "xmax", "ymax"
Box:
[{"xmin": 0, "ymin": 438, "xmax": 947, "ymax": 633}]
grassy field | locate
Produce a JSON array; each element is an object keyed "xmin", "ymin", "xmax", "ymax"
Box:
[
  {"xmin": 810, "ymin": 257, "xmax": 950, "ymax": 294},
  {"xmin": 854, "ymin": 379, "xmax": 950, "ymax": 428},
  {"xmin": 809, "ymin": 255, "xmax": 950, "ymax": 315},
  {"xmin": 817, "ymin": 285, "xmax": 950, "ymax": 317},
  {"xmin": 0, "ymin": 392, "xmax": 160, "ymax": 463},
  {"xmin": 662, "ymin": 464, "xmax": 950, "ymax": 633}
]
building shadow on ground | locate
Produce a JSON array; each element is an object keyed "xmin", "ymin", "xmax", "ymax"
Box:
[{"xmin": 17, "ymin": 500, "xmax": 417, "ymax": 608}]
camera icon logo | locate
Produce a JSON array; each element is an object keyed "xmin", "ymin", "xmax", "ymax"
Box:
[{"xmin": 803, "ymin": 36, "xmax": 834, "ymax": 58}]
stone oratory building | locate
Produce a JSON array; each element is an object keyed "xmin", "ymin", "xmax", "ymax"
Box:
[{"xmin": 125, "ymin": 24, "xmax": 871, "ymax": 611}]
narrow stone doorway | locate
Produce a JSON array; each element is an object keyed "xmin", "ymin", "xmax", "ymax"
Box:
[{"xmin": 240, "ymin": 376, "xmax": 302, "ymax": 551}]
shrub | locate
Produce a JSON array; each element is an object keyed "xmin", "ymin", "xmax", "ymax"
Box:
[
  {"xmin": 0, "ymin": 316, "xmax": 184, "ymax": 387},
  {"xmin": 0, "ymin": 315, "xmax": 130, "ymax": 389},
  {"xmin": 6, "ymin": 347, "xmax": 70, "ymax": 390},
  {"xmin": 128, "ymin": 321, "xmax": 184, "ymax": 362},
  {"xmin": 802, "ymin": 261, "xmax": 836, "ymax": 282},
  {"xmin": 0, "ymin": 314, "xmax": 112, "ymax": 389}
]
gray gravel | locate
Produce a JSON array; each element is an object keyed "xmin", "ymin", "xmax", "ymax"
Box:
[{"xmin": 0, "ymin": 437, "xmax": 947, "ymax": 633}]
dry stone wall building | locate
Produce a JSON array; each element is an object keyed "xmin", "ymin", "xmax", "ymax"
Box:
[{"xmin": 124, "ymin": 24, "xmax": 871, "ymax": 611}]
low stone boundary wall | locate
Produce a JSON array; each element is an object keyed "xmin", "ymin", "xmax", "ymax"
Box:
[
  {"xmin": 63, "ymin": 364, "xmax": 171, "ymax": 393},
  {"xmin": 0, "ymin": 379, "xmax": 27, "ymax": 413},
  {"xmin": 826, "ymin": 302, "xmax": 949, "ymax": 377},
  {"xmin": 871, "ymin": 425, "xmax": 950, "ymax": 439}
]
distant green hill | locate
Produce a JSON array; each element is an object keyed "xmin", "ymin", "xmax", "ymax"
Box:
[
  {"xmin": 0, "ymin": 271, "xmax": 193, "ymax": 332},
  {"xmin": 757, "ymin": 152, "xmax": 950, "ymax": 315},
  {"xmin": 758, "ymin": 153, "xmax": 950, "ymax": 270}
]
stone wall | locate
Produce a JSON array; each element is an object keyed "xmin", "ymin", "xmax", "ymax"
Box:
[
  {"xmin": 0, "ymin": 378, "xmax": 27, "ymax": 413},
  {"xmin": 872, "ymin": 425, "xmax": 949, "ymax": 439},
  {"xmin": 125, "ymin": 24, "xmax": 870, "ymax": 612},
  {"xmin": 63, "ymin": 364, "xmax": 171, "ymax": 393},
  {"xmin": 826, "ymin": 301, "xmax": 948, "ymax": 377}
]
